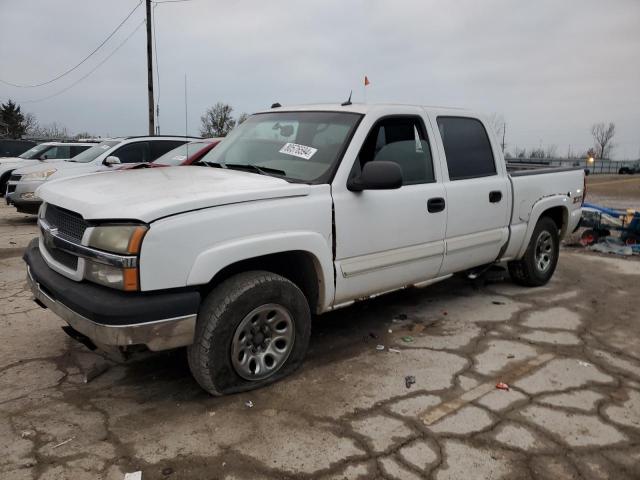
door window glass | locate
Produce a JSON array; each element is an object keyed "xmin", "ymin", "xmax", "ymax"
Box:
[
  {"xmin": 113, "ymin": 142, "xmax": 149, "ymax": 163},
  {"xmin": 353, "ymin": 116, "xmax": 435, "ymax": 185},
  {"xmin": 437, "ymin": 117, "xmax": 496, "ymax": 180}
]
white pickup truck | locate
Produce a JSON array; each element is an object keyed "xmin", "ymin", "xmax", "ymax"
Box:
[{"xmin": 24, "ymin": 104, "xmax": 584, "ymax": 395}]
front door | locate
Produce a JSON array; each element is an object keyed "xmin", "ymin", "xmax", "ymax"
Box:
[{"xmin": 332, "ymin": 114, "xmax": 447, "ymax": 305}]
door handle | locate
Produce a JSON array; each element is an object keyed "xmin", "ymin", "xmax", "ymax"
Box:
[
  {"xmin": 427, "ymin": 197, "xmax": 446, "ymax": 213},
  {"xmin": 489, "ymin": 191, "xmax": 502, "ymax": 203}
]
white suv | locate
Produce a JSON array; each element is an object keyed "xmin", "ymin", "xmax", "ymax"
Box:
[{"xmin": 7, "ymin": 136, "xmax": 199, "ymax": 214}]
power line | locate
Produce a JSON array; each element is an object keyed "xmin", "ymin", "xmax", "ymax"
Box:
[
  {"xmin": 152, "ymin": 0, "xmax": 194, "ymax": 4},
  {"xmin": 0, "ymin": 1, "xmax": 142, "ymax": 88},
  {"xmin": 21, "ymin": 20, "xmax": 146, "ymax": 104}
]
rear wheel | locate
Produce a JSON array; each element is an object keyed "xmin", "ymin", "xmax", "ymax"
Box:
[
  {"xmin": 508, "ymin": 216, "xmax": 559, "ymax": 287},
  {"xmin": 188, "ymin": 271, "xmax": 311, "ymax": 396}
]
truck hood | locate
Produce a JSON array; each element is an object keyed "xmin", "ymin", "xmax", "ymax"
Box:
[{"xmin": 37, "ymin": 166, "xmax": 311, "ymax": 222}]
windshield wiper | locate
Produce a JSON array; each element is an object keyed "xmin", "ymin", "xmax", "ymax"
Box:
[{"xmin": 203, "ymin": 162, "xmax": 286, "ymax": 177}]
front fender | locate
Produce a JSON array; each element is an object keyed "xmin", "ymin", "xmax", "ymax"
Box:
[{"xmin": 186, "ymin": 231, "xmax": 335, "ymax": 312}]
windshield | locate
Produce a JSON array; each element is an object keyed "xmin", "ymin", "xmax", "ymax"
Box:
[
  {"xmin": 198, "ymin": 111, "xmax": 362, "ymax": 183},
  {"xmin": 18, "ymin": 144, "xmax": 54, "ymax": 159},
  {"xmin": 152, "ymin": 141, "xmax": 210, "ymax": 166},
  {"xmin": 69, "ymin": 141, "xmax": 119, "ymax": 163}
]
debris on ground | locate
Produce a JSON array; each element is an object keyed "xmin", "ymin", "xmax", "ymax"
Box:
[
  {"xmin": 507, "ymin": 354, "xmax": 515, "ymax": 359},
  {"xmin": 20, "ymin": 430, "xmax": 36, "ymax": 439},
  {"xmin": 411, "ymin": 324, "xmax": 425, "ymax": 334},
  {"xmin": 388, "ymin": 348, "xmax": 401, "ymax": 353},
  {"xmin": 245, "ymin": 400, "xmax": 254, "ymax": 408},
  {"xmin": 401, "ymin": 336, "xmax": 414, "ymax": 343},
  {"xmin": 52, "ymin": 437, "xmax": 75, "ymax": 449},
  {"xmin": 376, "ymin": 344, "xmax": 385, "ymax": 351},
  {"xmin": 443, "ymin": 311, "xmax": 448, "ymax": 316},
  {"xmin": 589, "ymin": 238, "xmax": 634, "ymax": 256},
  {"xmin": 578, "ymin": 361, "xmax": 593, "ymax": 367},
  {"xmin": 495, "ymin": 382, "xmax": 510, "ymax": 391},
  {"xmin": 124, "ymin": 472, "xmax": 142, "ymax": 480},
  {"xmin": 388, "ymin": 329, "xmax": 393, "ymax": 333},
  {"xmin": 405, "ymin": 375, "xmax": 416, "ymax": 389},
  {"xmin": 492, "ymin": 301, "xmax": 506, "ymax": 305},
  {"xmin": 392, "ymin": 313, "xmax": 408, "ymax": 323},
  {"xmin": 161, "ymin": 467, "xmax": 174, "ymax": 476},
  {"xmin": 369, "ymin": 332, "xmax": 378, "ymax": 339}
]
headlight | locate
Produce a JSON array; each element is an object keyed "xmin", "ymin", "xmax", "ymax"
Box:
[
  {"xmin": 22, "ymin": 169, "xmax": 57, "ymax": 181},
  {"xmin": 88, "ymin": 225, "xmax": 147, "ymax": 254},
  {"xmin": 84, "ymin": 225, "xmax": 148, "ymax": 291}
]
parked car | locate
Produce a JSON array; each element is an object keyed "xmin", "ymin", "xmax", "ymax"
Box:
[
  {"xmin": 23, "ymin": 104, "xmax": 584, "ymax": 395},
  {"xmin": 0, "ymin": 139, "xmax": 37, "ymax": 158},
  {"xmin": 117, "ymin": 138, "xmax": 222, "ymax": 170},
  {"xmin": 1, "ymin": 142, "xmax": 94, "ymax": 197},
  {"xmin": 6, "ymin": 136, "xmax": 200, "ymax": 214},
  {"xmin": 618, "ymin": 163, "xmax": 638, "ymax": 174}
]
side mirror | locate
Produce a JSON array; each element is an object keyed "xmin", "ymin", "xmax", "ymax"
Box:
[
  {"xmin": 103, "ymin": 156, "xmax": 121, "ymax": 166},
  {"xmin": 347, "ymin": 161, "xmax": 403, "ymax": 192},
  {"xmin": 39, "ymin": 154, "xmax": 48, "ymax": 160}
]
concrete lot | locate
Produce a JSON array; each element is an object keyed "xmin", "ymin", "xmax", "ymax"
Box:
[{"xmin": 1, "ymin": 202, "xmax": 639, "ymax": 480}]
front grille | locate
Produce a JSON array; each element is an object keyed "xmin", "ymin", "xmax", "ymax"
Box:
[
  {"xmin": 44, "ymin": 204, "xmax": 90, "ymax": 242},
  {"xmin": 9, "ymin": 174, "xmax": 21, "ymax": 182},
  {"xmin": 48, "ymin": 246, "xmax": 79, "ymax": 269}
]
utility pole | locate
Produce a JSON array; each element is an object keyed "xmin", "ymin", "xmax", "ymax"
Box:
[
  {"xmin": 501, "ymin": 122, "xmax": 506, "ymax": 153},
  {"xmin": 145, "ymin": 0, "xmax": 155, "ymax": 135}
]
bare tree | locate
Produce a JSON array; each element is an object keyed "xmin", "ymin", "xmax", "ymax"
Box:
[
  {"xmin": 30, "ymin": 122, "xmax": 70, "ymax": 139},
  {"xmin": 200, "ymin": 102, "xmax": 236, "ymax": 137},
  {"xmin": 544, "ymin": 145, "xmax": 557, "ymax": 159},
  {"xmin": 591, "ymin": 122, "xmax": 615, "ymax": 159},
  {"xmin": 529, "ymin": 148, "xmax": 546, "ymax": 159},
  {"xmin": 23, "ymin": 113, "xmax": 38, "ymax": 135},
  {"xmin": 237, "ymin": 112, "xmax": 250, "ymax": 125},
  {"xmin": 488, "ymin": 113, "xmax": 506, "ymax": 152}
]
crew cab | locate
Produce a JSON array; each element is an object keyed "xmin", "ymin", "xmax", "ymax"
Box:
[
  {"xmin": 7, "ymin": 136, "xmax": 200, "ymax": 214},
  {"xmin": 24, "ymin": 104, "xmax": 584, "ymax": 395}
]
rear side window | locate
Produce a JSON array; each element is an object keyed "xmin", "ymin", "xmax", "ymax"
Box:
[
  {"xmin": 50, "ymin": 145, "xmax": 71, "ymax": 159},
  {"xmin": 150, "ymin": 140, "xmax": 186, "ymax": 160},
  {"xmin": 437, "ymin": 117, "xmax": 496, "ymax": 181},
  {"xmin": 354, "ymin": 116, "xmax": 435, "ymax": 185},
  {"xmin": 113, "ymin": 142, "xmax": 150, "ymax": 163},
  {"xmin": 70, "ymin": 145, "xmax": 90, "ymax": 157}
]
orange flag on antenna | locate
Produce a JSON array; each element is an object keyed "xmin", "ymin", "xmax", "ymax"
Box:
[{"xmin": 364, "ymin": 75, "xmax": 370, "ymax": 86}]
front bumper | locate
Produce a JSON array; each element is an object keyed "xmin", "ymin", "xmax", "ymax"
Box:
[
  {"xmin": 6, "ymin": 179, "xmax": 44, "ymax": 213},
  {"xmin": 24, "ymin": 239, "xmax": 201, "ymax": 351}
]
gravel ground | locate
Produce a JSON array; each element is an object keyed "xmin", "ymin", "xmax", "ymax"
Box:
[{"xmin": 0, "ymin": 201, "xmax": 639, "ymax": 480}]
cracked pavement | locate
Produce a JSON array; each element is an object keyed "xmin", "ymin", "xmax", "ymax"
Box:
[{"xmin": 0, "ymin": 203, "xmax": 639, "ymax": 479}]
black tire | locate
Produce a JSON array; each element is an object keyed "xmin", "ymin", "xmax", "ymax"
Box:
[
  {"xmin": 0, "ymin": 171, "xmax": 11, "ymax": 198},
  {"xmin": 508, "ymin": 216, "xmax": 559, "ymax": 287},
  {"xmin": 188, "ymin": 270, "xmax": 311, "ymax": 396}
]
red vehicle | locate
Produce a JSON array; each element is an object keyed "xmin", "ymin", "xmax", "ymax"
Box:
[{"xmin": 117, "ymin": 138, "xmax": 222, "ymax": 170}]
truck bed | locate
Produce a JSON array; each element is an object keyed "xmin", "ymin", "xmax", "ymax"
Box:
[{"xmin": 507, "ymin": 162, "xmax": 584, "ymax": 177}]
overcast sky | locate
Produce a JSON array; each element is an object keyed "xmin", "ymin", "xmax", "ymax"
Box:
[{"xmin": 1, "ymin": 0, "xmax": 638, "ymax": 159}]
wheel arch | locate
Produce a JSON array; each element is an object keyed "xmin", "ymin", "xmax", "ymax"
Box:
[
  {"xmin": 517, "ymin": 197, "xmax": 569, "ymax": 258},
  {"xmin": 187, "ymin": 233, "xmax": 334, "ymax": 314}
]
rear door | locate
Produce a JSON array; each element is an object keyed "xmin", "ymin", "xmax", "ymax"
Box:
[
  {"xmin": 432, "ymin": 115, "xmax": 510, "ymax": 274},
  {"xmin": 332, "ymin": 112, "xmax": 447, "ymax": 304}
]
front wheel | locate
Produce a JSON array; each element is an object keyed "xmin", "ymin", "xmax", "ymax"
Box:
[
  {"xmin": 188, "ymin": 271, "xmax": 311, "ymax": 396},
  {"xmin": 508, "ymin": 216, "xmax": 560, "ymax": 287}
]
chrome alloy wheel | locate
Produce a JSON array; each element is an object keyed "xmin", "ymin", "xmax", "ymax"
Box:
[
  {"xmin": 534, "ymin": 230, "xmax": 554, "ymax": 273},
  {"xmin": 231, "ymin": 304, "xmax": 295, "ymax": 381}
]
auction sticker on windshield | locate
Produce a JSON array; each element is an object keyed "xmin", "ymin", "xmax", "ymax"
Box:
[{"xmin": 279, "ymin": 143, "xmax": 318, "ymax": 160}]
